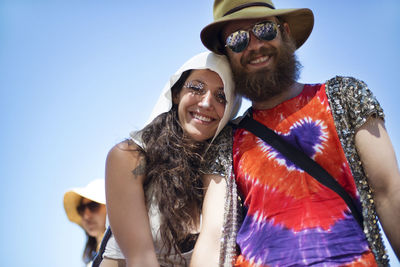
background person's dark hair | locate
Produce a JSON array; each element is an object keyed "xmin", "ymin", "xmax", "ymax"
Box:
[{"xmin": 83, "ymin": 234, "xmax": 97, "ymax": 264}]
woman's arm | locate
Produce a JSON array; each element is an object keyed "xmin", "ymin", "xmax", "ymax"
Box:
[
  {"xmin": 355, "ymin": 117, "xmax": 400, "ymax": 259},
  {"xmin": 190, "ymin": 174, "xmax": 227, "ymax": 267},
  {"xmin": 99, "ymin": 258, "xmax": 125, "ymax": 267},
  {"xmin": 105, "ymin": 141, "xmax": 160, "ymax": 267}
]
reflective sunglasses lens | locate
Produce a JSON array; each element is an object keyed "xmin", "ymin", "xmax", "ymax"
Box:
[
  {"xmin": 226, "ymin": 30, "xmax": 249, "ymax": 53},
  {"xmin": 253, "ymin": 21, "xmax": 277, "ymax": 41}
]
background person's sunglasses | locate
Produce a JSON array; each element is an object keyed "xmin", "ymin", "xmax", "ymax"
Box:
[
  {"xmin": 225, "ymin": 21, "xmax": 280, "ymax": 53},
  {"xmin": 77, "ymin": 201, "xmax": 100, "ymax": 215}
]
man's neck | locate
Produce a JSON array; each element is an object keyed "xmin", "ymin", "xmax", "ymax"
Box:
[{"xmin": 251, "ymin": 82, "xmax": 304, "ymax": 110}]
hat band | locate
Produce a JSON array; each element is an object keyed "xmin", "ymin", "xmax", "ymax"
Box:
[{"xmin": 223, "ymin": 2, "xmax": 275, "ymax": 17}]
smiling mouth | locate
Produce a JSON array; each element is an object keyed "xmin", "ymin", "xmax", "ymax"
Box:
[
  {"xmin": 191, "ymin": 112, "xmax": 215, "ymax": 123},
  {"xmin": 249, "ymin": 55, "xmax": 270, "ymax": 65}
]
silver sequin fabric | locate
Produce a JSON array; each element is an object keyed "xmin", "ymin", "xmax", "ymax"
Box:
[
  {"xmin": 325, "ymin": 76, "xmax": 388, "ymax": 266},
  {"xmin": 202, "ymin": 126, "xmax": 241, "ymax": 267},
  {"xmin": 203, "ymin": 76, "xmax": 390, "ymax": 266}
]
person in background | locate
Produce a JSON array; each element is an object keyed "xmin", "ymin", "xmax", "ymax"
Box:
[
  {"xmin": 64, "ymin": 179, "xmax": 107, "ymax": 266},
  {"xmin": 198, "ymin": 0, "xmax": 400, "ymax": 266}
]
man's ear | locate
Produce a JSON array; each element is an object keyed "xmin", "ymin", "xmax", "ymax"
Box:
[{"xmin": 283, "ymin": 22, "xmax": 290, "ymax": 35}]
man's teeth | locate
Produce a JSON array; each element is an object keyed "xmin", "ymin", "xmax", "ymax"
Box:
[
  {"xmin": 250, "ymin": 56, "xmax": 269, "ymax": 64},
  {"xmin": 193, "ymin": 113, "xmax": 212, "ymax": 122}
]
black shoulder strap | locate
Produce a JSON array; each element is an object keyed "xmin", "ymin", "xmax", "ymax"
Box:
[
  {"xmin": 91, "ymin": 226, "xmax": 112, "ymax": 267},
  {"xmin": 234, "ymin": 109, "xmax": 363, "ymax": 228}
]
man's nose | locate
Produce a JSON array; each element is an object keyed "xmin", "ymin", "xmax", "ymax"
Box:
[{"xmin": 246, "ymin": 32, "xmax": 265, "ymax": 51}]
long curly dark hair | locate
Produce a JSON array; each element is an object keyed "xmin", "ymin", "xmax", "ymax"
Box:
[{"xmin": 139, "ymin": 70, "xmax": 209, "ymax": 264}]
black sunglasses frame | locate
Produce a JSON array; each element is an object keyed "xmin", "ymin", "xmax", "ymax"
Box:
[
  {"xmin": 77, "ymin": 201, "xmax": 101, "ymax": 216},
  {"xmin": 225, "ymin": 21, "xmax": 281, "ymax": 53}
]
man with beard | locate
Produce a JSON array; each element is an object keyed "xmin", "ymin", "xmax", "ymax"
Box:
[{"xmin": 195, "ymin": 0, "xmax": 400, "ymax": 266}]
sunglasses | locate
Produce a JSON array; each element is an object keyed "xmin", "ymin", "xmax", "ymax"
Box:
[
  {"xmin": 225, "ymin": 21, "xmax": 280, "ymax": 53},
  {"xmin": 77, "ymin": 201, "xmax": 101, "ymax": 216}
]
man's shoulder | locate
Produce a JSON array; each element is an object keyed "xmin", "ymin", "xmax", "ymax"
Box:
[
  {"xmin": 325, "ymin": 76, "xmax": 367, "ymax": 88},
  {"xmin": 230, "ymin": 115, "xmax": 245, "ymax": 127},
  {"xmin": 211, "ymin": 124, "xmax": 234, "ymax": 145},
  {"xmin": 324, "ymin": 76, "xmax": 371, "ymax": 100},
  {"xmin": 324, "ymin": 75, "xmax": 384, "ymax": 128}
]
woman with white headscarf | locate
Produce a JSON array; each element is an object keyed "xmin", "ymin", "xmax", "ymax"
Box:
[{"xmin": 94, "ymin": 52, "xmax": 241, "ymax": 267}]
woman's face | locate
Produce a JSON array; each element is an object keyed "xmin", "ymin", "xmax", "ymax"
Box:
[
  {"xmin": 174, "ymin": 69, "xmax": 226, "ymax": 141},
  {"xmin": 77, "ymin": 197, "xmax": 106, "ymax": 238}
]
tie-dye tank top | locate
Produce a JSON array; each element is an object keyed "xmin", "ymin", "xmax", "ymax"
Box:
[{"xmin": 233, "ymin": 83, "xmax": 377, "ymax": 266}]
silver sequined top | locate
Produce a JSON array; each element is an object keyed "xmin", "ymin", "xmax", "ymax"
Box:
[
  {"xmin": 325, "ymin": 76, "xmax": 388, "ymax": 266},
  {"xmin": 204, "ymin": 76, "xmax": 390, "ymax": 266},
  {"xmin": 202, "ymin": 126, "xmax": 241, "ymax": 267}
]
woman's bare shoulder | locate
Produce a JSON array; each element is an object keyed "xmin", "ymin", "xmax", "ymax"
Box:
[
  {"xmin": 106, "ymin": 140, "xmax": 147, "ymax": 184},
  {"xmin": 107, "ymin": 140, "xmax": 145, "ymax": 167}
]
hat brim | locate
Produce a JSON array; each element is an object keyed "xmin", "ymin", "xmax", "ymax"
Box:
[
  {"xmin": 201, "ymin": 7, "xmax": 314, "ymax": 54},
  {"xmin": 64, "ymin": 191, "xmax": 85, "ymax": 226},
  {"xmin": 63, "ymin": 179, "xmax": 106, "ymax": 227}
]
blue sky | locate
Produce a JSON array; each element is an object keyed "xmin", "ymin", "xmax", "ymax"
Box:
[{"xmin": 0, "ymin": 1, "xmax": 399, "ymax": 266}]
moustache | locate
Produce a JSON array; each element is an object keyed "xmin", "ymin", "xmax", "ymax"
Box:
[{"xmin": 242, "ymin": 46, "xmax": 278, "ymax": 65}]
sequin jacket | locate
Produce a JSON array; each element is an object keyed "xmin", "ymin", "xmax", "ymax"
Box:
[{"xmin": 203, "ymin": 76, "xmax": 389, "ymax": 266}]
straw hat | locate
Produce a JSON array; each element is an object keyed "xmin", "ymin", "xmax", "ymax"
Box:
[
  {"xmin": 63, "ymin": 179, "xmax": 105, "ymax": 227},
  {"xmin": 201, "ymin": 0, "xmax": 314, "ymax": 54}
]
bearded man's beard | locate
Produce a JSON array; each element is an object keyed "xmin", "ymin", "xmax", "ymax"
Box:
[{"xmin": 231, "ymin": 36, "xmax": 301, "ymax": 102}]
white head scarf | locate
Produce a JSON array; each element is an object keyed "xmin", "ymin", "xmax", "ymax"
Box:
[{"xmin": 141, "ymin": 51, "xmax": 241, "ymax": 142}]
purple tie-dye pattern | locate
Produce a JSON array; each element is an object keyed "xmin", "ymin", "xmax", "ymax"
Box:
[
  {"xmin": 260, "ymin": 118, "xmax": 327, "ymax": 170},
  {"xmin": 237, "ymin": 212, "xmax": 369, "ymax": 266}
]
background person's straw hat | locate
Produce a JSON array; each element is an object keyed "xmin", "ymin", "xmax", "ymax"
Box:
[
  {"xmin": 63, "ymin": 179, "xmax": 105, "ymax": 227},
  {"xmin": 201, "ymin": 0, "xmax": 314, "ymax": 54}
]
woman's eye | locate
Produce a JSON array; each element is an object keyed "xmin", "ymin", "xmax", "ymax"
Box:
[{"xmin": 216, "ymin": 91, "xmax": 226, "ymax": 104}]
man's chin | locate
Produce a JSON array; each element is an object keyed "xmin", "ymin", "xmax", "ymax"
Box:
[{"xmin": 244, "ymin": 63, "xmax": 273, "ymax": 75}]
